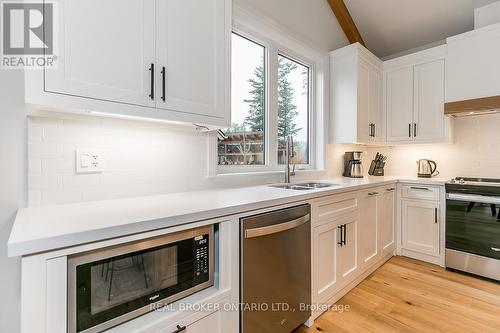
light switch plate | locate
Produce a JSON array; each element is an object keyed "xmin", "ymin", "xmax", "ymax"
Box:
[{"xmin": 76, "ymin": 150, "xmax": 104, "ymax": 174}]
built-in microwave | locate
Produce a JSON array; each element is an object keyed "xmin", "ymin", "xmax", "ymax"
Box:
[{"xmin": 67, "ymin": 225, "xmax": 214, "ymax": 333}]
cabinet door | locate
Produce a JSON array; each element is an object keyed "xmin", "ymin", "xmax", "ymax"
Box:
[
  {"xmin": 402, "ymin": 200, "xmax": 440, "ymax": 256},
  {"xmin": 414, "ymin": 60, "xmax": 445, "ymax": 142},
  {"xmin": 187, "ymin": 310, "xmax": 224, "ymax": 333},
  {"xmin": 357, "ymin": 59, "xmax": 372, "ymax": 142},
  {"xmin": 369, "ymin": 67, "xmax": 383, "ymax": 142},
  {"xmin": 386, "ymin": 67, "xmax": 414, "ymax": 142},
  {"xmin": 359, "ymin": 191, "xmax": 378, "ymax": 268},
  {"xmin": 45, "ymin": 0, "xmax": 155, "ymax": 107},
  {"xmin": 337, "ymin": 215, "xmax": 359, "ymax": 283},
  {"xmin": 312, "ymin": 221, "xmax": 340, "ymax": 302},
  {"xmin": 156, "ymin": 0, "xmax": 228, "ymax": 119},
  {"xmin": 378, "ymin": 187, "xmax": 396, "ymax": 256}
]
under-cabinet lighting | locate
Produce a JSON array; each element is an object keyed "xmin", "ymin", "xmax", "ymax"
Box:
[{"xmin": 88, "ymin": 111, "xmax": 188, "ymax": 126}]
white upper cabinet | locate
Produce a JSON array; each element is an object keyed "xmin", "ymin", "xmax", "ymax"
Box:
[
  {"xmin": 27, "ymin": 0, "xmax": 231, "ymax": 127},
  {"xmin": 386, "ymin": 67, "xmax": 414, "ymax": 142},
  {"xmin": 330, "ymin": 43, "xmax": 383, "ymax": 144},
  {"xmin": 447, "ymin": 23, "xmax": 500, "ymax": 102},
  {"xmin": 384, "ymin": 45, "xmax": 451, "ymax": 144},
  {"xmin": 45, "ymin": 0, "xmax": 156, "ymax": 107},
  {"xmin": 155, "ymin": 0, "xmax": 227, "ymax": 119},
  {"xmin": 414, "ymin": 60, "xmax": 445, "ymax": 141}
]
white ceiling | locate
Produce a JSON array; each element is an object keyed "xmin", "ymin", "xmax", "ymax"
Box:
[
  {"xmin": 234, "ymin": 0, "xmax": 348, "ymax": 53},
  {"xmin": 345, "ymin": 0, "xmax": 499, "ymax": 58}
]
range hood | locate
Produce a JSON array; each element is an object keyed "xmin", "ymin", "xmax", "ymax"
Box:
[{"xmin": 444, "ymin": 95, "xmax": 500, "ymax": 117}]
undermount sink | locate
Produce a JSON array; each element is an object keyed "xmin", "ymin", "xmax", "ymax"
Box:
[{"xmin": 270, "ymin": 182, "xmax": 339, "ymax": 190}]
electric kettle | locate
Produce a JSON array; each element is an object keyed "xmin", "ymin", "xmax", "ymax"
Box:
[{"xmin": 417, "ymin": 159, "xmax": 439, "ymax": 178}]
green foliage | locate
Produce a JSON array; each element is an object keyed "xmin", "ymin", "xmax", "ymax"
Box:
[
  {"xmin": 225, "ymin": 123, "xmax": 247, "ymax": 134},
  {"xmin": 243, "ymin": 62, "xmax": 265, "ymax": 132},
  {"xmin": 277, "ymin": 56, "xmax": 301, "ymax": 146}
]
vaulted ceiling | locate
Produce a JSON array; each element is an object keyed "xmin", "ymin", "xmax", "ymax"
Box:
[{"xmin": 344, "ymin": 0, "xmax": 499, "ymax": 58}]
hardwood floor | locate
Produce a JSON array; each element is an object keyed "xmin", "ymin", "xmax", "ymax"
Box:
[{"xmin": 295, "ymin": 256, "xmax": 500, "ymax": 333}]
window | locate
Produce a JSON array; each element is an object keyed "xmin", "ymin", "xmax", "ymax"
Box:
[
  {"xmin": 217, "ymin": 31, "xmax": 313, "ymax": 171},
  {"xmin": 218, "ymin": 33, "xmax": 265, "ymax": 166},
  {"xmin": 277, "ymin": 55, "xmax": 310, "ymax": 165}
]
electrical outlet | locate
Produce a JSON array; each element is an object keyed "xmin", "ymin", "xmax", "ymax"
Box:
[{"xmin": 76, "ymin": 150, "xmax": 104, "ymax": 174}]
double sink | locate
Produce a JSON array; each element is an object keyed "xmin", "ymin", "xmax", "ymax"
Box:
[{"xmin": 270, "ymin": 182, "xmax": 339, "ymax": 191}]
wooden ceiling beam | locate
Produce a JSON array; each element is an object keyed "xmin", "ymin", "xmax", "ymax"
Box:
[{"xmin": 326, "ymin": 0, "xmax": 365, "ymax": 46}]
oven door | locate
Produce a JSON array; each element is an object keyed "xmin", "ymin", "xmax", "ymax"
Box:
[
  {"xmin": 68, "ymin": 225, "xmax": 214, "ymax": 333},
  {"xmin": 446, "ymin": 193, "xmax": 500, "ymax": 260}
]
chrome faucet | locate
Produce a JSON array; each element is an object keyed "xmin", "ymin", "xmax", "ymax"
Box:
[{"xmin": 285, "ymin": 134, "xmax": 296, "ymax": 183}]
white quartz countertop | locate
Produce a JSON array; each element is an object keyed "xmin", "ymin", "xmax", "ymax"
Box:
[{"xmin": 8, "ymin": 176, "xmax": 447, "ymax": 257}]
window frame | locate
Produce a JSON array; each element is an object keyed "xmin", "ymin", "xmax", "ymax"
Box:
[{"xmin": 212, "ymin": 14, "xmax": 323, "ymax": 176}]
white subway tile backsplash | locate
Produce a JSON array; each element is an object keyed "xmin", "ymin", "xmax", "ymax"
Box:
[
  {"xmin": 28, "ymin": 175, "xmax": 62, "ymax": 191},
  {"xmin": 63, "ymin": 174, "xmax": 100, "ymax": 188},
  {"xmin": 28, "ymin": 159, "xmax": 42, "ymax": 176},
  {"xmin": 29, "ymin": 143, "xmax": 63, "ymax": 159},
  {"xmin": 42, "ymin": 159, "xmax": 75, "ymax": 174},
  {"xmin": 41, "ymin": 189, "xmax": 83, "ymax": 205},
  {"xmin": 28, "ymin": 191, "xmax": 41, "ymax": 206},
  {"xmin": 327, "ymin": 114, "xmax": 500, "ymax": 179}
]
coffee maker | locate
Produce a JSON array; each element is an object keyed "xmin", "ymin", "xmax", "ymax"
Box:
[{"xmin": 343, "ymin": 151, "xmax": 363, "ymax": 178}]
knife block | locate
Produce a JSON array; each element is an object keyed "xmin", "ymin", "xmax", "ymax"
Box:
[{"xmin": 368, "ymin": 160, "xmax": 385, "ymax": 176}]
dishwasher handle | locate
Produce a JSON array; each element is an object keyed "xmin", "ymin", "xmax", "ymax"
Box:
[{"xmin": 244, "ymin": 214, "xmax": 310, "ymax": 239}]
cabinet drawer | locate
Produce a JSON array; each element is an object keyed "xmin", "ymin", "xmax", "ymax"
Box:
[
  {"xmin": 312, "ymin": 194, "xmax": 358, "ymax": 226},
  {"xmin": 402, "ymin": 185, "xmax": 440, "ymax": 201}
]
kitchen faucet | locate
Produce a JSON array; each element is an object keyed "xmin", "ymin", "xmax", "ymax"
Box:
[{"xmin": 285, "ymin": 134, "xmax": 296, "ymax": 183}]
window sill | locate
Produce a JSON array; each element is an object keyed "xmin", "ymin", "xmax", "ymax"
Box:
[{"xmin": 207, "ymin": 168, "xmax": 327, "ymax": 180}]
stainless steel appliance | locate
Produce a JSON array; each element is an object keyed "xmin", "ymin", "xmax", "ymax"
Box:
[
  {"xmin": 343, "ymin": 151, "xmax": 363, "ymax": 178},
  {"xmin": 417, "ymin": 159, "xmax": 439, "ymax": 178},
  {"xmin": 241, "ymin": 205, "xmax": 311, "ymax": 333},
  {"xmin": 446, "ymin": 177, "xmax": 500, "ymax": 281},
  {"xmin": 68, "ymin": 225, "xmax": 214, "ymax": 333}
]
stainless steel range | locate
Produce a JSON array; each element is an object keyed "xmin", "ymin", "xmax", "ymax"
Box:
[{"xmin": 445, "ymin": 177, "xmax": 500, "ymax": 281}]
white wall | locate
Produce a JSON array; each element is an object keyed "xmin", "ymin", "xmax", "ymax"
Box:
[
  {"xmin": 327, "ymin": 114, "xmax": 500, "ymax": 179},
  {"xmin": 0, "ymin": 70, "xmax": 26, "ymax": 332}
]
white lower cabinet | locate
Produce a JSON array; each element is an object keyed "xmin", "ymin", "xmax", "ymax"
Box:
[
  {"xmin": 312, "ymin": 221, "xmax": 341, "ymax": 302},
  {"xmin": 312, "ymin": 212, "xmax": 360, "ymax": 308},
  {"xmin": 402, "ymin": 199, "xmax": 440, "ymax": 256},
  {"xmin": 312, "ymin": 184, "xmax": 397, "ymax": 320},
  {"xmin": 359, "ymin": 190, "xmax": 378, "ymax": 268},
  {"xmin": 377, "ymin": 187, "xmax": 396, "ymax": 257},
  {"xmin": 186, "ymin": 309, "xmax": 225, "ymax": 333},
  {"xmin": 336, "ymin": 215, "xmax": 360, "ymax": 284}
]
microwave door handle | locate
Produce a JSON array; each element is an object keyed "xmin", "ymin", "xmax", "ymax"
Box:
[
  {"xmin": 446, "ymin": 193, "xmax": 500, "ymax": 205},
  {"xmin": 244, "ymin": 214, "xmax": 310, "ymax": 238}
]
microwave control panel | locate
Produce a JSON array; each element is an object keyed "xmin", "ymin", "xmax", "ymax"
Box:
[{"xmin": 194, "ymin": 234, "xmax": 209, "ymax": 281}]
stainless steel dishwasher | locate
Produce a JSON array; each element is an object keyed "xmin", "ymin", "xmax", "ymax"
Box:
[{"xmin": 241, "ymin": 204, "xmax": 311, "ymax": 333}]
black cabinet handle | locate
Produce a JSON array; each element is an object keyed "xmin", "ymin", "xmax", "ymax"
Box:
[
  {"xmin": 414, "ymin": 123, "xmax": 417, "ymax": 137},
  {"xmin": 337, "ymin": 225, "xmax": 343, "ymax": 246},
  {"xmin": 373, "ymin": 123, "xmax": 376, "ymax": 137},
  {"xmin": 172, "ymin": 325, "xmax": 186, "ymax": 333},
  {"xmin": 369, "ymin": 123, "xmax": 372, "ymax": 137},
  {"xmin": 149, "ymin": 63, "xmax": 155, "ymax": 100},
  {"xmin": 410, "ymin": 186, "xmax": 430, "ymax": 191},
  {"xmin": 161, "ymin": 66, "xmax": 166, "ymax": 102},
  {"xmin": 434, "ymin": 208, "xmax": 438, "ymax": 224},
  {"xmin": 343, "ymin": 224, "xmax": 347, "ymax": 245},
  {"xmin": 408, "ymin": 124, "xmax": 411, "ymax": 138}
]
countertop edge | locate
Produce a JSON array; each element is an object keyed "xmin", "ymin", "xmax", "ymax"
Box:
[{"xmin": 8, "ymin": 178, "xmax": 444, "ymax": 257}]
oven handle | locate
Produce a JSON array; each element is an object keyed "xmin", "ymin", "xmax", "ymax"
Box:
[
  {"xmin": 446, "ymin": 193, "xmax": 500, "ymax": 205},
  {"xmin": 245, "ymin": 214, "xmax": 310, "ymax": 238}
]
